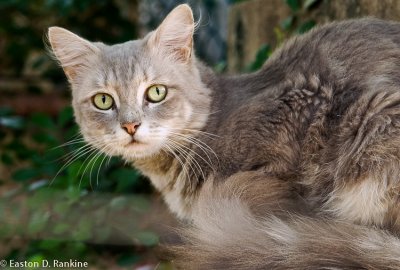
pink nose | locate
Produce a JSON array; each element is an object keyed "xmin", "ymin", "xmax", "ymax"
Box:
[{"xmin": 121, "ymin": 122, "xmax": 140, "ymax": 135}]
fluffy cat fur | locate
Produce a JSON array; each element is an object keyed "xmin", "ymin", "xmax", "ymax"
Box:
[{"xmin": 48, "ymin": 4, "xmax": 400, "ymax": 269}]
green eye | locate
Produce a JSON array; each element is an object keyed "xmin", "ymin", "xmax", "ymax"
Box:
[
  {"xmin": 93, "ymin": 93, "xmax": 114, "ymax": 110},
  {"xmin": 146, "ymin": 85, "xmax": 167, "ymax": 103}
]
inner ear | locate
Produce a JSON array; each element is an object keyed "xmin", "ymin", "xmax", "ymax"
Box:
[
  {"xmin": 48, "ymin": 27, "xmax": 100, "ymax": 82},
  {"xmin": 148, "ymin": 4, "xmax": 195, "ymax": 63}
]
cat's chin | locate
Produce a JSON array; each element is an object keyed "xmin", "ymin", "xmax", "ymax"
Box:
[{"xmin": 122, "ymin": 140, "xmax": 163, "ymax": 160}]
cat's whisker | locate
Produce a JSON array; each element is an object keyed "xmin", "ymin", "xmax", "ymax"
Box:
[
  {"xmin": 174, "ymin": 140, "xmax": 210, "ymax": 181},
  {"xmin": 169, "ymin": 127, "xmax": 220, "ymax": 139},
  {"xmin": 190, "ymin": 109, "xmax": 221, "ymax": 116},
  {"xmin": 168, "ymin": 136, "xmax": 209, "ymax": 180},
  {"xmin": 184, "ymin": 135, "xmax": 220, "ymax": 163},
  {"xmin": 163, "ymin": 126, "xmax": 220, "ymax": 150},
  {"xmin": 166, "ymin": 140, "xmax": 196, "ymax": 181},
  {"xmin": 49, "ymin": 142, "xmax": 91, "ymax": 163},
  {"xmin": 167, "ymin": 139, "xmax": 203, "ymax": 181},
  {"xmin": 56, "ymin": 137, "xmax": 105, "ymax": 162},
  {"xmin": 96, "ymin": 153, "xmax": 109, "ymax": 186},
  {"xmin": 51, "ymin": 137, "xmax": 86, "ymax": 150},
  {"xmin": 106, "ymin": 155, "xmax": 113, "ymax": 167},
  {"xmin": 49, "ymin": 131, "xmax": 84, "ymax": 152},
  {"xmin": 83, "ymin": 141, "xmax": 111, "ymax": 187},
  {"xmin": 169, "ymin": 137, "xmax": 213, "ymax": 178},
  {"xmin": 168, "ymin": 131, "xmax": 218, "ymax": 167},
  {"xmin": 88, "ymin": 149, "xmax": 105, "ymax": 189},
  {"xmin": 60, "ymin": 142, "xmax": 100, "ymax": 167},
  {"xmin": 49, "ymin": 145, "xmax": 97, "ymax": 186},
  {"xmin": 78, "ymin": 147, "xmax": 102, "ymax": 189},
  {"xmin": 163, "ymin": 142, "xmax": 190, "ymax": 181},
  {"xmin": 90, "ymin": 143, "xmax": 112, "ymax": 187}
]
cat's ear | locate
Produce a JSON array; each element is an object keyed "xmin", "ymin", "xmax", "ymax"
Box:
[
  {"xmin": 47, "ymin": 27, "xmax": 100, "ymax": 82},
  {"xmin": 148, "ymin": 4, "xmax": 195, "ymax": 63}
]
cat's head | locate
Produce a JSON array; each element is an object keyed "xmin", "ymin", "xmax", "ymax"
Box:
[{"xmin": 48, "ymin": 5, "xmax": 211, "ymax": 160}]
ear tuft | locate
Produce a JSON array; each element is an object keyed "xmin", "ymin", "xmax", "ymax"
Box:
[
  {"xmin": 149, "ymin": 4, "xmax": 195, "ymax": 63},
  {"xmin": 47, "ymin": 27, "xmax": 99, "ymax": 81}
]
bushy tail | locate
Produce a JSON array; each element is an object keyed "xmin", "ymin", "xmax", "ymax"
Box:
[{"xmin": 167, "ymin": 198, "xmax": 400, "ymax": 269}]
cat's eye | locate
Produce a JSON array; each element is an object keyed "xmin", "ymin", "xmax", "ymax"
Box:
[
  {"xmin": 146, "ymin": 85, "xmax": 167, "ymax": 103},
  {"xmin": 93, "ymin": 93, "xmax": 114, "ymax": 110}
]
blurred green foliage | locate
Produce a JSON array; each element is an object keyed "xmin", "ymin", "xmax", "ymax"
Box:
[
  {"xmin": 0, "ymin": 0, "xmax": 138, "ymax": 79},
  {"xmin": 0, "ymin": 0, "xmax": 172, "ymax": 268},
  {"xmin": 0, "ymin": 103, "xmax": 163, "ymax": 267}
]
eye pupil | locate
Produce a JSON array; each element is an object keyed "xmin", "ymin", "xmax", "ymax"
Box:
[
  {"xmin": 93, "ymin": 93, "xmax": 113, "ymax": 110},
  {"xmin": 146, "ymin": 85, "xmax": 167, "ymax": 103}
]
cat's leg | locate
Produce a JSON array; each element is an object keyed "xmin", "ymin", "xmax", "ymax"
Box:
[{"xmin": 309, "ymin": 90, "xmax": 400, "ymax": 232}]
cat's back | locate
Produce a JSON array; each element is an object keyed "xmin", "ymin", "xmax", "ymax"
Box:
[
  {"xmin": 264, "ymin": 18, "xmax": 400, "ymax": 90},
  {"xmin": 208, "ymin": 18, "xmax": 400, "ymax": 177}
]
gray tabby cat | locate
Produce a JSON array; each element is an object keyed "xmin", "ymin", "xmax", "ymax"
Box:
[{"xmin": 48, "ymin": 4, "xmax": 400, "ymax": 269}]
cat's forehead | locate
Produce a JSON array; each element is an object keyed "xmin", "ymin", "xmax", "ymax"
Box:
[
  {"xmin": 94, "ymin": 39, "xmax": 176, "ymax": 91},
  {"xmin": 102, "ymin": 40, "xmax": 144, "ymax": 62},
  {"xmin": 96, "ymin": 40, "xmax": 151, "ymax": 88}
]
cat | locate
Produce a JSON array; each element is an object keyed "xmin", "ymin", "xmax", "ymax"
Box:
[{"xmin": 48, "ymin": 4, "xmax": 400, "ymax": 269}]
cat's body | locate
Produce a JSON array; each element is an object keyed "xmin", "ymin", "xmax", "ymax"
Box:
[{"xmin": 49, "ymin": 5, "xmax": 400, "ymax": 269}]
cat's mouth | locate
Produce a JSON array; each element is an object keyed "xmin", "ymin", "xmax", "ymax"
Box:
[
  {"xmin": 127, "ymin": 137, "xmax": 145, "ymax": 146},
  {"xmin": 127, "ymin": 138, "xmax": 138, "ymax": 145}
]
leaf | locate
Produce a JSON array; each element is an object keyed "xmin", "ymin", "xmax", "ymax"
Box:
[
  {"xmin": 58, "ymin": 106, "xmax": 74, "ymax": 127},
  {"xmin": 30, "ymin": 113, "xmax": 55, "ymax": 129},
  {"xmin": 117, "ymin": 253, "xmax": 140, "ymax": 267},
  {"xmin": 303, "ymin": 0, "xmax": 320, "ymax": 10},
  {"xmin": 281, "ymin": 16, "xmax": 294, "ymax": 31},
  {"xmin": 1, "ymin": 153, "xmax": 14, "ymax": 165},
  {"xmin": 246, "ymin": 44, "xmax": 271, "ymax": 72},
  {"xmin": 0, "ymin": 116, "xmax": 25, "ymax": 129},
  {"xmin": 296, "ymin": 20, "xmax": 316, "ymax": 34},
  {"xmin": 111, "ymin": 168, "xmax": 141, "ymax": 192},
  {"xmin": 27, "ymin": 254, "xmax": 46, "ymax": 265},
  {"xmin": 213, "ymin": 61, "xmax": 227, "ymax": 73},
  {"xmin": 28, "ymin": 180, "xmax": 48, "ymax": 191},
  {"xmin": 12, "ymin": 168, "xmax": 39, "ymax": 182},
  {"xmin": 32, "ymin": 132, "xmax": 58, "ymax": 145},
  {"xmin": 38, "ymin": 239, "xmax": 63, "ymax": 250},
  {"xmin": 0, "ymin": 107, "xmax": 13, "ymax": 116},
  {"xmin": 285, "ymin": 0, "xmax": 300, "ymax": 12}
]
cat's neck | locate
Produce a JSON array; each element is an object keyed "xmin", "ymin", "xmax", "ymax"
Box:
[{"xmin": 133, "ymin": 137, "xmax": 201, "ymax": 219}]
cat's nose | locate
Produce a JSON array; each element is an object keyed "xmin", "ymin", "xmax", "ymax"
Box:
[{"xmin": 121, "ymin": 122, "xmax": 140, "ymax": 136}]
